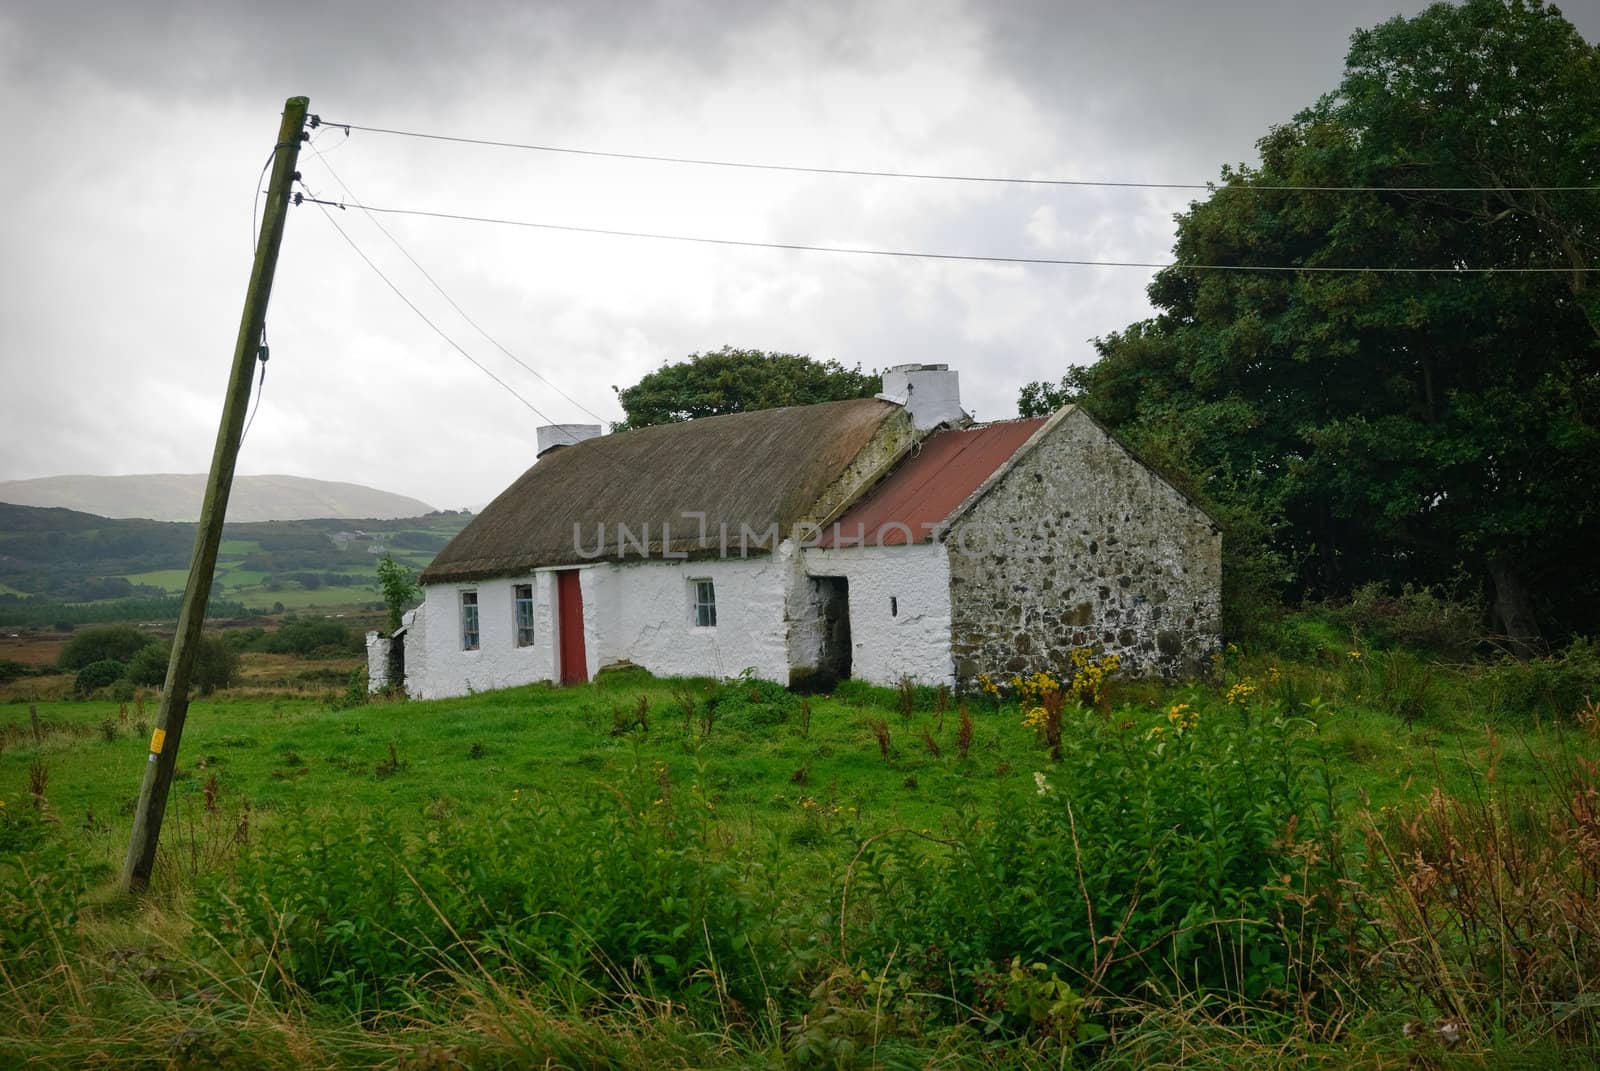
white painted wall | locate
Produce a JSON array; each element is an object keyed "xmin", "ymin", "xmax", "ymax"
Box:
[
  {"xmin": 407, "ymin": 571, "xmax": 559, "ymax": 699},
  {"xmin": 365, "ymin": 631, "xmax": 389, "ymax": 694},
  {"xmin": 408, "ymin": 551, "xmax": 796, "ymax": 696},
  {"xmin": 587, "ymin": 550, "xmax": 792, "ymax": 682},
  {"xmin": 803, "ymin": 541, "xmax": 954, "ymax": 686},
  {"xmin": 401, "ymin": 607, "xmax": 423, "ymax": 695}
]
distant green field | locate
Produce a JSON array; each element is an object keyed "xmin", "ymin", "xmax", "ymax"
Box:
[
  {"xmin": 127, "ymin": 568, "xmax": 381, "ymax": 613},
  {"xmin": 213, "ymin": 568, "xmax": 268, "ymax": 588},
  {"xmin": 123, "ymin": 570, "xmax": 191, "ymax": 591},
  {"xmin": 131, "ymin": 565, "xmax": 272, "ymax": 594},
  {"xmin": 217, "ymin": 538, "xmax": 261, "ymax": 555},
  {"xmin": 239, "ymin": 584, "xmax": 380, "ymax": 610}
]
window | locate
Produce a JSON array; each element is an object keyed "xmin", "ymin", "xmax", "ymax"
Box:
[
  {"xmin": 460, "ymin": 590, "xmax": 479, "ymax": 650},
  {"xmin": 890, "ymin": 596, "xmax": 898, "ymax": 617},
  {"xmin": 513, "ymin": 583, "xmax": 535, "ymax": 647},
  {"xmin": 690, "ymin": 578, "xmax": 717, "ymax": 628}
]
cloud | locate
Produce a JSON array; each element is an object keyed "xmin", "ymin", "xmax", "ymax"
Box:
[{"xmin": 3, "ymin": 0, "xmax": 1596, "ymax": 509}]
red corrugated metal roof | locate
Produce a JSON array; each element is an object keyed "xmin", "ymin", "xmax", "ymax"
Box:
[{"xmin": 818, "ymin": 417, "xmax": 1048, "ymax": 547}]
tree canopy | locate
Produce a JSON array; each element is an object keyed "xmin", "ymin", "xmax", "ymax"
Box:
[
  {"xmin": 1032, "ymin": 0, "xmax": 1600, "ymax": 648},
  {"xmin": 612, "ymin": 347, "xmax": 881, "ymax": 430}
]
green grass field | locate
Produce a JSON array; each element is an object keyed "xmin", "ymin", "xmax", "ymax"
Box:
[
  {"xmin": 4, "ymin": 639, "xmax": 1597, "ymax": 1069},
  {"xmin": 216, "ymin": 539, "xmax": 261, "ymax": 556},
  {"xmin": 122, "ymin": 568, "xmax": 192, "ymax": 591},
  {"xmin": 239, "ymin": 584, "xmax": 381, "ymax": 610},
  {"xmin": 123, "ymin": 567, "xmax": 382, "ymax": 612},
  {"xmin": 10, "ymin": 676, "xmax": 1066, "ymax": 863},
  {"xmin": 6, "ymin": 653, "xmax": 1577, "ymax": 856}
]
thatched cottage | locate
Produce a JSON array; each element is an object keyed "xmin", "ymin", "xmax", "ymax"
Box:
[{"xmin": 369, "ymin": 365, "xmax": 1221, "ymax": 699}]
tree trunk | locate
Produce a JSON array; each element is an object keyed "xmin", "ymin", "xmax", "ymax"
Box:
[{"xmin": 1487, "ymin": 555, "xmax": 1543, "ymax": 659}]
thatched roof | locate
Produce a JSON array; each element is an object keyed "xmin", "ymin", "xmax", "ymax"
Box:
[{"xmin": 422, "ymin": 398, "xmax": 900, "ymax": 583}]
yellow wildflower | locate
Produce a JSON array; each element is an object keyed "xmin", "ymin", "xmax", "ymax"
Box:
[{"xmin": 1167, "ymin": 702, "xmax": 1199, "ymax": 731}]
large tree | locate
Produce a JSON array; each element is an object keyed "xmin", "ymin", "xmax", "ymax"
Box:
[
  {"xmin": 1039, "ymin": 0, "xmax": 1600, "ymax": 648},
  {"xmin": 613, "ymin": 347, "xmax": 880, "ymax": 430}
]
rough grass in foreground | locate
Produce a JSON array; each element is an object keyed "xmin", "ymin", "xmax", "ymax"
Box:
[{"xmin": 3, "ymin": 640, "xmax": 1600, "ymax": 1068}]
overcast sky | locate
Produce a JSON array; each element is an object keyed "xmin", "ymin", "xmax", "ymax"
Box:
[{"xmin": 4, "ymin": 0, "xmax": 1597, "ymax": 512}]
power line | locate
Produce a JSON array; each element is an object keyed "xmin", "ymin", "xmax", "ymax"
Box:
[
  {"xmin": 300, "ymin": 187, "xmax": 565, "ymax": 424},
  {"xmin": 311, "ymin": 117, "xmax": 1600, "ymax": 194},
  {"xmin": 292, "ymin": 195, "xmax": 1596, "ymax": 274},
  {"xmin": 305, "ymin": 146, "xmax": 616, "ymax": 429}
]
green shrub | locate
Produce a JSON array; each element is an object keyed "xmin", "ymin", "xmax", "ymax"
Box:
[
  {"xmin": 57, "ymin": 625, "xmax": 155, "ymax": 670},
  {"xmin": 0, "ymin": 658, "xmax": 38, "ymax": 683},
  {"xmin": 193, "ymin": 634, "xmax": 239, "ymax": 695},
  {"xmin": 329, "ymin": 667, "xmax": 367, "ymax": 710},
  {"xmin": 120, "ymin": 635, "xmax": 235, "ymax": 694},
  {"xmin": 850, "ymin": 701, "xmax": 1346, "ymax": 1008},
  {"xmin": 1480, "ymin": 637, "xmax": 1600, "ymax": 722},
  {"xmin": 593, "ymin": 664, "xmax": 660, "ymax": 691},
  {"xmin": 376, "ymin": 555, "xmax": 420, "ymax": 633},
  {"xmin": 0, "ymin": 796, "xmax": 92, "ymax": 979},
  {"xmin": 1327, "ymin": 582, "xmax": 1484, "ymax": 659},
  {"xmin": 74, "ymin": 659, "xmax": 126, "ymax": 696},
  {"xmin": 250, "ymin": 616, "xmax": 361, "ymax": 657},
  {"xmin": 707, "ymin": 672, "xmax": 796, "ymax": 729},
  {"xmin": 1266, "ymin": 612, "xmax": 1347, "ymax": 664},
  {"xmin": 223, "ymin": 626, "xmax": 266, "ymax": 651},
  {"xmin": 126, "ymin": 643, "xmax": 171, "ymax": 687}
]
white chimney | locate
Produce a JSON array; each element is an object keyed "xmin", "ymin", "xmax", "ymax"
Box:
[
  {"xmin": 536, "ymin": 423, "xmax": 603, "ymax": 459},
  {"xmin": 877, "ymin": 363, "xmax": 964, "ymax": 430}
]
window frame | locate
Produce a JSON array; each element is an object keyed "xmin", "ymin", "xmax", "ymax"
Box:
[
  {"xmin": 513, "ymin": 583, "xmax": 535, "ymax": 647},
  {"xmin": 460, "ymin": 589, "xmax": 480, "ymax": 651},
  {"xmin": 689, "ymin": 577, "xmax": 717, "ymax": 629}
]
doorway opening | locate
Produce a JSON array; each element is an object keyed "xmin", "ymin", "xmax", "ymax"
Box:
[{"xmin": 812, "ymin": 576, "xmax": 851, "ymax": 688}]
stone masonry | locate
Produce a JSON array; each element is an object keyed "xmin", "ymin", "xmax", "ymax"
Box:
[{"xmin": 946, "ymin": 407, "xmax": 1221, "ymax": 682}]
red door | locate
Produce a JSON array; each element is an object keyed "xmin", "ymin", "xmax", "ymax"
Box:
[{"xmin": 556, "ymin": 570, "xmax": 588, "ymax": 684}]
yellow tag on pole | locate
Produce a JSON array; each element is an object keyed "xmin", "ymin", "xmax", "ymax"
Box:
[{"xmin": 150, "ymin": 728, "xmax": 166, "ymax": 755}]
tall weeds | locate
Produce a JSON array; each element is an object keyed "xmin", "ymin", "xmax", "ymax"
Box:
[{"xmin": 1362, "ymin": 737, "xmax": 1600, "ymax": 1040}]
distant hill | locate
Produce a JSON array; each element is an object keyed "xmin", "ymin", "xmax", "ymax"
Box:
[
  {"xmin": 0, "ymin": 502, "xmax": 472, "ymax": 625},
  {"xmin": 0, "ymin": 474, "xmax": 435, "ymax": 522}
]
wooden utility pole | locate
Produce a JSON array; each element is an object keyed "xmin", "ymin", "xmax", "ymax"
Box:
[{"xmin": 120, "ymin": 96, "xmax": 309, "ymax": 895}]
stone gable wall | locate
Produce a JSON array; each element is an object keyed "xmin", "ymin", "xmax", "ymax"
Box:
[{"xmin": 946, "ymin": 409, "xmax": 1221, "ymax": 682}]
